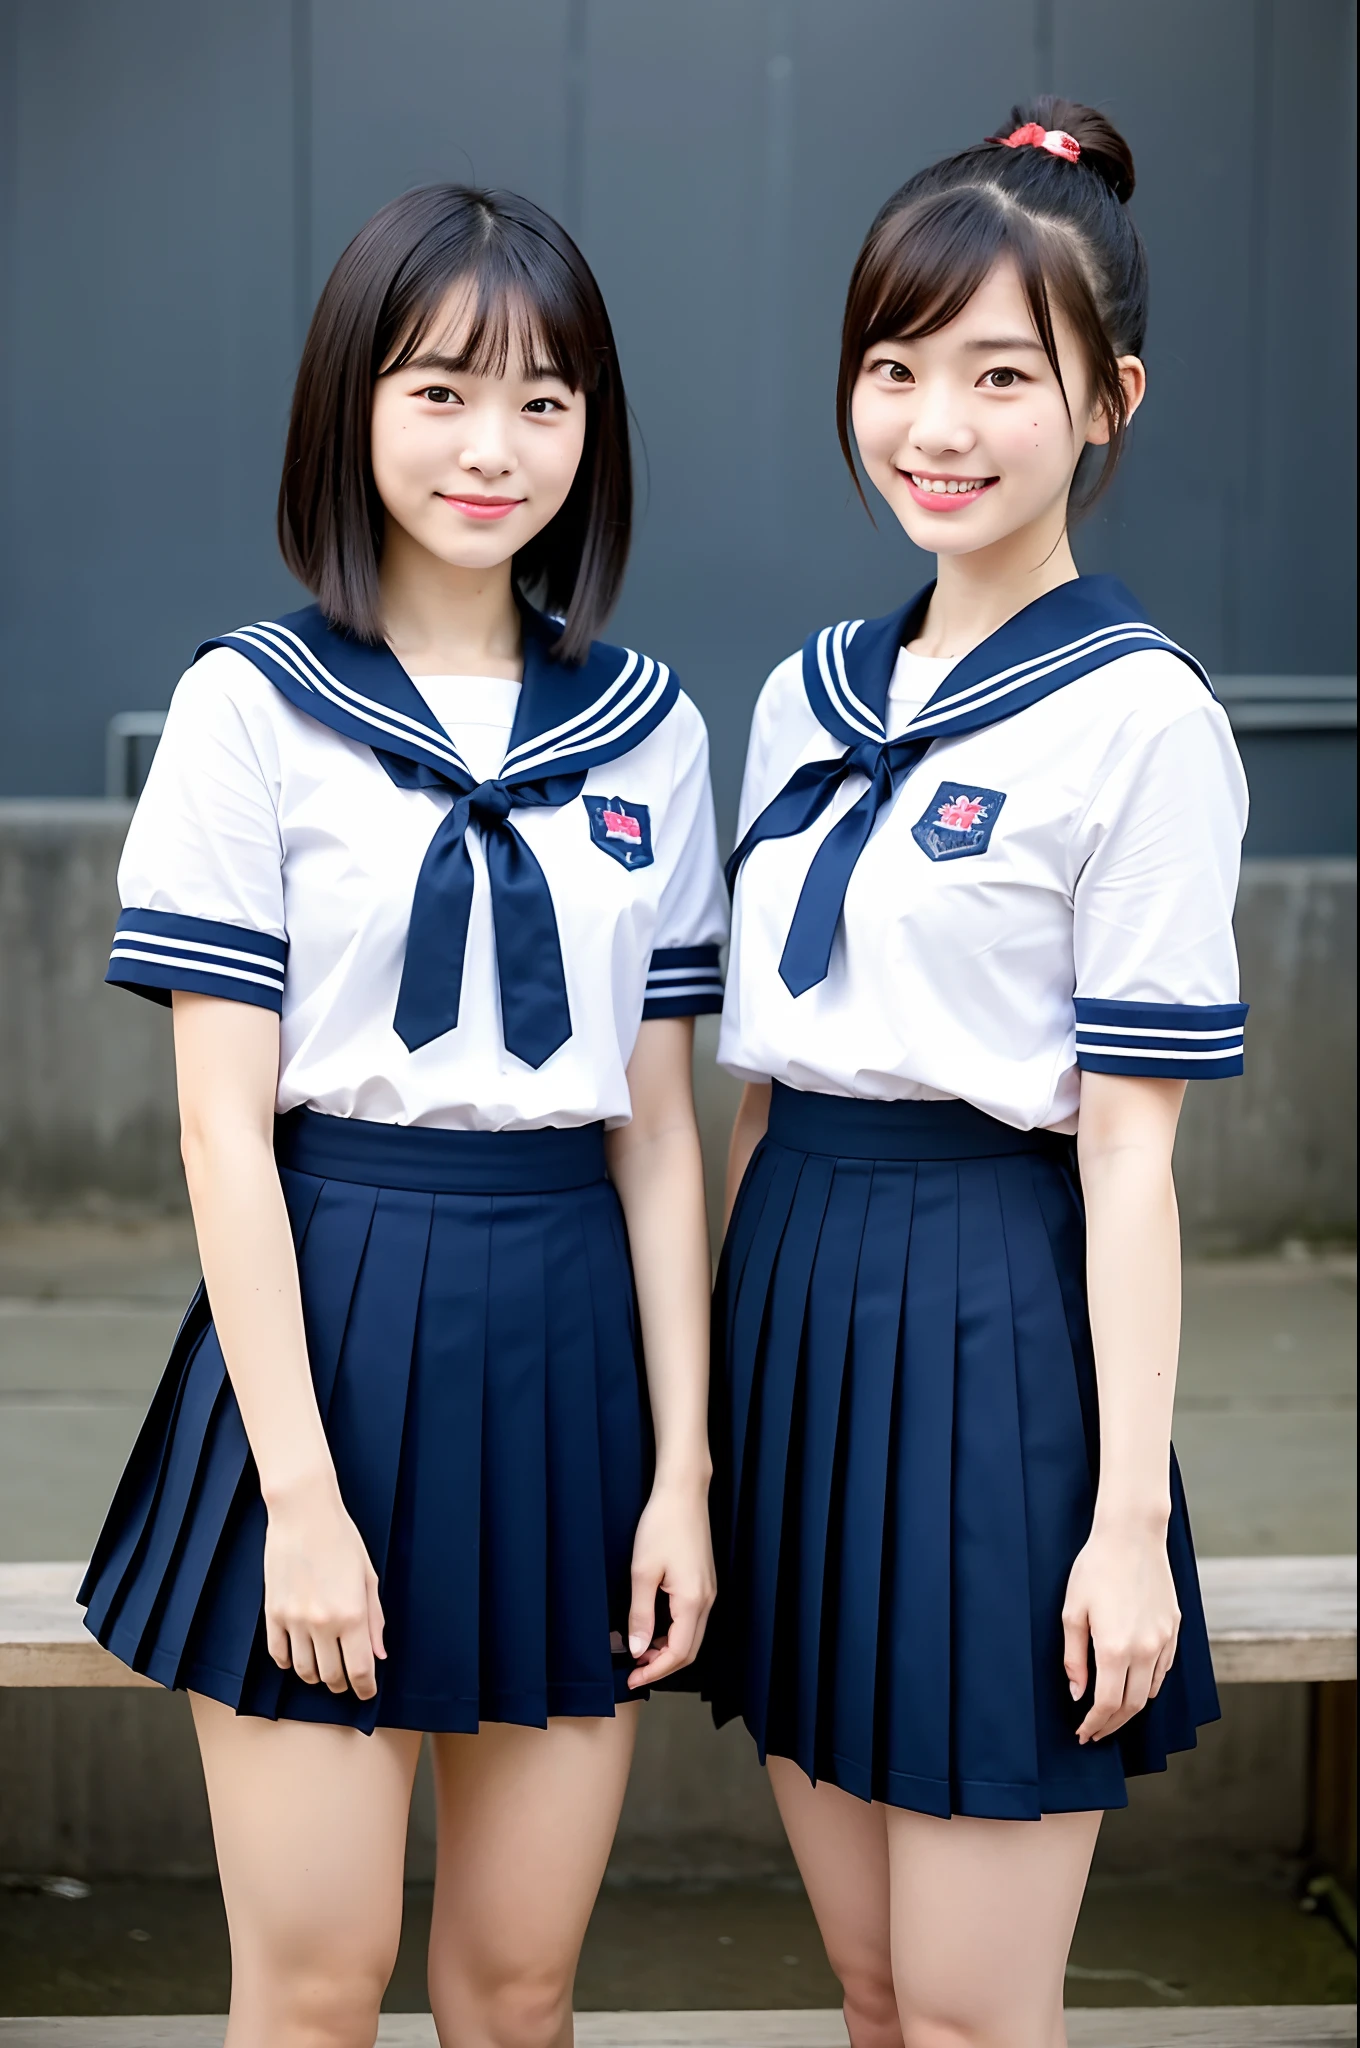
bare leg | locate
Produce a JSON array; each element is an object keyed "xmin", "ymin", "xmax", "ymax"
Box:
[
  {"xmin": 426, "ymin": 1706, "xmax": 640, "ymax": 2048},
  {"xmin": 191, "ymin": 1692, "xmax": 422, "ymax": 2048},
  {"xmin": 886, "ymin": 1805, "xmax": 1102, "ymax": 2048},
  {"xmin": 768, "ymin": 1756, "xmax": 900, "ymax": 2048}
]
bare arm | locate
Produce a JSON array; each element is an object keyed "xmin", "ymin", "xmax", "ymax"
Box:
[
  {"xmin": 605, "ymin": 1017, "xmax": 716, "ymax": 1685},
  {"xmin": 1064, "ymin": 1070, "xmax": 1186, "ymax": 1742},
  {"xmin": 724, "ymin": 1081, "xmax": 771, "ymax": 1227},
  {"xmin": 172, "ymin": 992, "xmax": 384, "ymax": 1697}
]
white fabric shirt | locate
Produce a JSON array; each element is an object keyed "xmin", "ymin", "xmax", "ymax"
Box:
[
  {"xmin": 719, "ymin": 643, "xmax": 1249, "ymax": 1131},
  {"xmin": 113, "ymin": 646, "xmax": 727, "ymax": 1130}
]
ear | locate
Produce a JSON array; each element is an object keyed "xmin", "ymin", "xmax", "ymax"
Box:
[{"xmin": 1086, "ymin": 355, "xmax": 1146, "ymax": 447}]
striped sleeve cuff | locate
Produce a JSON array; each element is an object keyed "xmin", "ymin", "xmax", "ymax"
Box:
[
  {"xmin": 642, "ymin": 944, "xmax": 724, "ymax": 1019},
  {"xmin": 1074, "ymin": 997, "xmax": 1247, "ymax": 1078},
  {"xmin": 106, "ymin": 909, "xmax": 287, "ymax": 1013}
]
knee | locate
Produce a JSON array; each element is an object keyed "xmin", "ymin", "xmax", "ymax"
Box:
[
  {"xmin": 235, "ymin": 1954, "xmax": 394, "ymax": 2048},
  {"xmin": 434, "ymin": 1970, "xmax": 571, "ymax": 2048},
  {"xmin": 837, "ymin": 1957, "xmax": 902, "ymax": 2048}
]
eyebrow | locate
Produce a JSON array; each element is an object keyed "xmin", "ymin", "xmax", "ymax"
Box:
[{"xmin": 961, "ymin": 335, "xmax": 1048, "ymax": 352}]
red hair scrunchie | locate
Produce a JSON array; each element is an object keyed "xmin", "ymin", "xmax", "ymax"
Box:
[{"xmin": 988, "ymin": 121, "xmax": 1081, "ymax": 164}]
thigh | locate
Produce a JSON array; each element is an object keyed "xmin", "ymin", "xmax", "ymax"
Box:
[
  {"xmin": 768, "ymin": 1758, "xmax": 895, "ymax": 2013},
  {"xmin": 886, "ymin": 1806, "xmax": 1102, "ymax": 2048},
  {"xmin": 192, "ymin": 1692, "xmax": 421, "ymax": 2036},
  {"xmin": 427, "ymin": 1707, "xmax": 639, "ymax": 2025}
]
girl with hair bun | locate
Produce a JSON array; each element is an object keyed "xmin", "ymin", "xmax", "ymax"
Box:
[
  {"xmin": 80, "ymin": 184, "xmax": 724, "ymax": 2042},
  {"xmin": 711, "ymin": 99, "xmax": 1244, "ymax": 2041}
]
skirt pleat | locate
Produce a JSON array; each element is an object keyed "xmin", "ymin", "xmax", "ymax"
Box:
[
  {"xmin": 708, "ymin": 1086, "xmax": 1221, "ymax": 1818},
  {"xmin": 81, "ymin": 1112, "xmax": 651, "ymax": 1731}
]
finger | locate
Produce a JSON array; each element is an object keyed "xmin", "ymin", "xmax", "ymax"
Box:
[
  {"xmin": 1148, "ymin": 1634, "xmax": 1178, "ymax": 1700},
  {"xmin": 1078, "ymin": 1659, "xmax": 1128, "ymax": 1743},
  {"xmin": 1105, "ymin": 1654, "xmax": 1159, "ymax": 1735},
  {"xmin": 341, "ymin": 1623, "xmax": 377, "ymax": 1702},
  {"xmin": 632, "ymin": 1604, "xmax": 701, "ymax": 1686},
  {"xmin": 289, "ymin": 1628, "xmax": 321, "ymax": 1687},
  {"xmin": 1062, "ymin": 1603, "xmax": 1090, "ymax": 1702},
  {"xmin": 265, "ymin": 1616, "xmax": 293, "ymax": 1672},
  {"xmin": 627, "ymin": 1568, "xmax": 657, "ymax": 1661},
  {"xmin": 312, "ymin": 1630, "xmax": 350, "ymax": 1695},
  {"xmin": 367, "ymin": 1577, "xmax": 387, "ymax": 1663}
]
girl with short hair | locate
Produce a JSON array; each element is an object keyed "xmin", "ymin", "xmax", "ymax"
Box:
[
  {"xmin": 82, "ymin": 184, "xmax": 723, "ymax": 2047},
  {"xmin": 711, "ymin": 100, "xmax": 1244, "ymax": 2044}
]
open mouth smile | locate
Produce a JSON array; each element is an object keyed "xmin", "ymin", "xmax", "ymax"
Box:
[{"xmin": 902, "ymin": 470, "xmax": 999, "ymax": 509}]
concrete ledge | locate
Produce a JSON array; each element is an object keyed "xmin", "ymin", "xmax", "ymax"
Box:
[
  {"xmin": 5, "ymin": 1559, "xmax": 1353, "ymax": 1690},
  {"xmin": 0, "ymin": 2009, "xmax": 1354, "ymax": 2046},
  {"xmin": 0, "ymin": 807, "xmax": 1354, "ymax": 1247}
]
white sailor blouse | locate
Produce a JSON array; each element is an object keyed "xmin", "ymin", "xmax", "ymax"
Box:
[
  {"xmin": 719, "ymin": 576, "xmax": 1249, "ymax": 1132},
  {"xmin": 107, "ymin": 605, "xmax": 727, "ymax": 1131}
]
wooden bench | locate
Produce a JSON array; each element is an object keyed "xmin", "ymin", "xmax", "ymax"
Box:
[
  {"xmin": 1, "ymin": 1556, "xmax": 1354, "ymax": 1689},
  {"xmin": 0, "ymin": 2003, "xmax": 1355, "ymax": 2044}
]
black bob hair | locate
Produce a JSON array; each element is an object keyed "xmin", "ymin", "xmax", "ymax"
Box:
[
  {"xmin": 839, "ymin": 97, "xmax": 1147, "ymax": 510},
  {"xmin": 279, "ymin": 185, "xmax": 631, "ymax": 665}
]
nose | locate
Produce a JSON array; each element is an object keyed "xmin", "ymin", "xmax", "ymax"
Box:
[
  {"xmin": 457, "ymin": 409, "xmax": 517, "ymax": 480},
  {"xmin": 905, "ymin": 378, "xmax": 976, "ymax": 461}
]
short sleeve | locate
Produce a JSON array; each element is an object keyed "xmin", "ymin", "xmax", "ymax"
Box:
[
  {"xmin": 1072, "ymin": 702, "xmax": 1249, "ymax": 1078},
  {"xmin": 106, "ymin": 651, "xmax": 288, "ymax": 1013},
  {"xmin": 643, "ymin": 698, "xmax": 728, "ymax": 1019}
]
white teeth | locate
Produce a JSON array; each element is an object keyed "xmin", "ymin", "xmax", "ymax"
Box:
[{"xmin": 912, "ymin": 475, "xmax": 988, "ymax": 494}]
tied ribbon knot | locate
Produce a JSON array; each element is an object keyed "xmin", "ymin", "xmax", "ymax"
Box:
[
  {"xmin": 380, "ymin": 751, "xmax": 585, "ymax": 1068},
  {"xmin": 726, "ymin": 731, "xmax": 933, "ymax": 997}
]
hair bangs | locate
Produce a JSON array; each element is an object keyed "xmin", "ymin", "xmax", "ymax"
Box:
[{"xmin": 384, "ymin": 236, "xmax": 597, "ymax": 395}]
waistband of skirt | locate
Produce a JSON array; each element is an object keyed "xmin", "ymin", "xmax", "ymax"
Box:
[
  {"xmin": 274, "ymin": 1107, "xmax": 609, "ymax": 1193},
  {"xmin": 766, "ymin": 1082, "xmax": 1075, "ymax": 1163}
]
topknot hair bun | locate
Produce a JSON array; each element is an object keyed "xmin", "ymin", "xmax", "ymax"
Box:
[{"xmin": 1006, "ymin": 96, "xmax": 1136, "ymax": 203}]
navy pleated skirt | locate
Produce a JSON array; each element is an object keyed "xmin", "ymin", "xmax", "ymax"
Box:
[
  {"xmin": 705, "ymin": 1083, "xmax": 1220, "ymax": 1819},
  {"xmin": 80, "ymin": 1109, "xmax": 651, "ymax": 1732}
]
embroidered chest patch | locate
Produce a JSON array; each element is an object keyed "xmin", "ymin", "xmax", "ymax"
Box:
[
  {"xmin": 584, "ymin": 794, "xmax": 654, "ymax": 870},
  {"xmin": 910, "ymin": 782, "xmax": 1007, "ymax": 862}
]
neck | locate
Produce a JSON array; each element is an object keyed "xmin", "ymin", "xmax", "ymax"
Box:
[
  {"xmin": 909, "ymin": 504, "xmax": 1080, "ymax": 660},
  {"xmin": 378, "ymin": 528, "xmax": 523, "ymax": 678}
]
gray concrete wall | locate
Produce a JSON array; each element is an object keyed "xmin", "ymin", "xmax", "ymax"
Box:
[
  {"xmin": 3, "ymin": 803, "xmax": 1353, "ymax": 1248},
  {"xmin": 0, "ymin": 1681, "xmax": 1316, "ymax": 1884}
]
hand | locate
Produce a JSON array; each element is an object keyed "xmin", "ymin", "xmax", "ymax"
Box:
[
  {"xmin": 262, "ymin": 1472, "xmax": 387, "ymax": 1699},
  {"xmin": 625, "ymin": 1479, "xmax": 717, "ymax": 1688},
  {"xmin": 1062, "ymin": 1522, "xmax": 1180, "ymax": 1743}
]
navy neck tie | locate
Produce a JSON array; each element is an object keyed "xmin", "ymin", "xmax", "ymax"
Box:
[
  {"xmin": 726, "ymin": 732, "xmax": 932, "ymax": 997},
  {"xmin": 380, "ymin": 752, "xmax": 585, "ymax": 1068}
]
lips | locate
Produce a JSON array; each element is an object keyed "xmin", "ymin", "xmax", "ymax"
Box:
[
  {"xmin": 437, "ymin": 494, "xmax": 524, "ymax": 521},
  {"xmin": 902, "ymin": 471, "xmax": 999, "ymax": 511}
]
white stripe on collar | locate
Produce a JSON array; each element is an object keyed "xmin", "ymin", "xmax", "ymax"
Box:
[
  {"xmin": 817, "ymin": 622, "xmax": 877, "ymax": 740},
  {"xmin": 231, "ymin": 623, "xmax": 473, "ymax": 778},
  {"xmin": 899, "ymin": 622, "xmax": 1208, "ymax": 738},
  {"xmin": 503, "ymin": 651, "xmax": 673, "ymax": 778}
]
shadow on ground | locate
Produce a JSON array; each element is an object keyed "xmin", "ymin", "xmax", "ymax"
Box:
[{"xmin": 0, "ymin": 1869, "xmax": 1354, "ymax": 2016}]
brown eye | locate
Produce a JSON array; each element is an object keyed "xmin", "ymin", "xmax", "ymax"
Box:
[{"xmin": 423, "ymin": 387, "xmax": 457, "ymax": 404}]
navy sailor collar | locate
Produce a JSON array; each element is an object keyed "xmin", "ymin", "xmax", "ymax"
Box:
[
  {"xmin": 803, "ymin": 573, "xmax": 1213, "ymax": 750},
  {"xmin": 197, "ymin": 602, "xmax": 679, "ymax": 786}
]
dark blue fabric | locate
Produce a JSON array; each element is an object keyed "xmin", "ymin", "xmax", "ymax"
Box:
[
  {"xmin": 703, "ymin": 1088, "xmax": 1221, "ymax": 1817},
  {"xmin": 79, "ymin": 1113, "xmax": 650, "ymax": 1731},
  {"xmin": 728, "ymin": 577, "xmax": 1215, "ymax": 998},
  {"xmin": 379, "ymin": 755, "xmax": 583, "ymax": 1066},
  {"xmin": 106, "ymin": 909, "xmax": 288, "ymax": 1013},
  {"xmin": 197, "ymin": 605, "xmax": 680, "ymax": 1069}
]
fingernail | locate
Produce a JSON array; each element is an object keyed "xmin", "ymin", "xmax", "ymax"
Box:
[{"xmin": 1070, "ymin": 1681, "xmax": 1082, "ymax": 1699}]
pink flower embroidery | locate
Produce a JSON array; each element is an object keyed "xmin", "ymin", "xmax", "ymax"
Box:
[{"xmin": 936, "ymin": 793, "xmax": 988, "ymax": 832}]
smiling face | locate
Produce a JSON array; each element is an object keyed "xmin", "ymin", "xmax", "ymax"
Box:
[
  {"xmin": 850, "ymin": 257, "xmax": 1126, "ymax": 561},
  {"xmin": 370, "ymin": 284, "xmax": 588, "ymax": 576}
]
